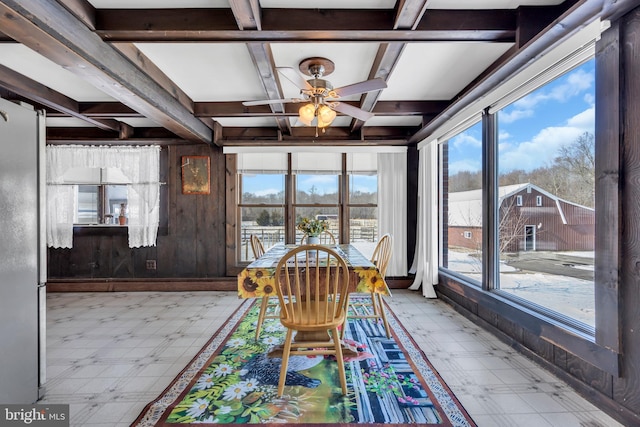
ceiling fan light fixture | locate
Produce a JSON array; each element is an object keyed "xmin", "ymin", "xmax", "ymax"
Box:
[
  {"xmin": 317, "ymin": 104, "xmax": 336, "ymax": 128},
  {"xmin": 298, "ymin": 103, "xmax": 315, "ymax": 126}
]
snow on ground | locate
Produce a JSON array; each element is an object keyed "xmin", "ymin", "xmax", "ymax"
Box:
[{"xmin": 445, "ymin": 250, "xmax": 594, "ymax": 327}]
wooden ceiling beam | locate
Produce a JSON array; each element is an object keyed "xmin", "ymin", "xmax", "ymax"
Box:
[
  {"xmin": 194, "ymin": 100, "xmax": 447, "ymax": 117},
  {"xmin": 56, "ymin": 0, "xmax": 96, "ymax": 30},
  {"xmin": 110, "ymin": 42, "xmax": 195, "ymax": 114},
  {"xmin": 0, "ymin": 63, "xmax": 122, "ymax": 132},
  {"xmin": 94, "ymin": 9, "xmax": 516, "ymax": 42},
  {"xmin": 0, "ymin": 0, "xmax": 213, "ymax": 144},
  {"xmin": 350, "ymin": 0, "xmax": 429, "ymax": 133},
  {"xmin": 45, "ymin": 100, "xmax": 448, "ymax": 118},
  {"xmin": 229, "ymin": 1, "xmax": 290, "ymax": 133},
  {"xmin": 229, "ymin": 0, "xmax": 261, "ymax": 30},
  {"xmin": 46, "ymin": 126, "xmax": 181, "ymax": 143},
  {"xmin": 219, "ymin": 125, "xmax": 414, "ymax": 146}
]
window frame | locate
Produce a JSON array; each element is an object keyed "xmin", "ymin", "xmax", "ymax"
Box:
[
  {"xmin": 75, "ymin": 183, "xmax": 129, "ymax": 225},
  {"xmin": 227, "ymin": 153, "xmax": 379, "ymax": 272},
  {"xmin": 437, "ymin": 53, "xmax": 620, "ymax": 375}
]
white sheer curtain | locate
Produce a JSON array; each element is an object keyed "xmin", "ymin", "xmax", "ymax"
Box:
[
  {"xmin": 377, "ymin": 152, "xmax": 407, "ymax": 277},
  {"xmin": 409, "ymin": 141, "xmax": 438, "ymax": 298},
  {"xmin": 46, "ymin": 145, "xmax": 161, "ymax": 249}
]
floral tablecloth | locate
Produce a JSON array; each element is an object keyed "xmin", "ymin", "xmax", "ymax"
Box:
[{"xmin": 238, "ymin": 244, "xmax": 390, "ymax": 298}]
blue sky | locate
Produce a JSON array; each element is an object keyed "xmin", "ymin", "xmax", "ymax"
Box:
[
  {"xmin": 243, "ymin": 169, "xmax": 377, "ymax": 196},
  {"xmin": 448, "ymin": 59, "xmax": 595, "ymax": 174}
]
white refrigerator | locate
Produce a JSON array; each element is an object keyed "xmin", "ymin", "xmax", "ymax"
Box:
[{"xmin": 0, "ymin": 97, "xmax": 47, "ymax": 403}]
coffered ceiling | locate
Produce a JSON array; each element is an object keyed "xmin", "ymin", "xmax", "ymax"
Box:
[{"xmin": 0, "ymin": 0, "xmax": 621, "ymax": 147}]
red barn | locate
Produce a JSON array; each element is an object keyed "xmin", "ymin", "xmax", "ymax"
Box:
[{"xmin": 448, "ymin": 183, "xmax": 594, "ymax": 253}]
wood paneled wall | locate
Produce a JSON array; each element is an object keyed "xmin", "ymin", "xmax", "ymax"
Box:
[{"xmin": 48, "ymin": 144, "xmax": 227, "ymax": 281}]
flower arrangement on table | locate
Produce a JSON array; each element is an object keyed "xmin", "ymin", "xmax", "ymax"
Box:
[{"xmin": 296, "ymin": 217, "xmax": 328, "ymax": 237}]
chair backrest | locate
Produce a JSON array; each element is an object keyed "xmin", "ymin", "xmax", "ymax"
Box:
[
  {"xmin": 275, "ymin": 245, "xmax": 350, "ymax": 327},
  {"xmin": 250, "ymin": 234, "xmax": 265, "ymax": 259},
  {"xmin": 371, "ymin": 234, "xmax": 393, "ymax": 278},
  {"xmin": 301, "ymin": 230, "xmax": 337, "ymax": 245}
]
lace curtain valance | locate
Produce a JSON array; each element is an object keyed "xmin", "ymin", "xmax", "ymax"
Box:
[{"xmin": 46, "ymin": 145, "xmax": 161, "ymax": 249}]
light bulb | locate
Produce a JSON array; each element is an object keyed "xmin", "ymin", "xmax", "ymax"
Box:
[
  {"xmin": 317, "ymin": 105, "xmax": 336, "ymax": 128},
  {"xmin": 298, "ymin": 104, "xmax": 315, "ymax": 126}
]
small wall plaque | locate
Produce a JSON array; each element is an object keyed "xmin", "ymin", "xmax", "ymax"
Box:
[{"xmin": 181, "ymin": 155, "xmax": 210, "ymax": 195}]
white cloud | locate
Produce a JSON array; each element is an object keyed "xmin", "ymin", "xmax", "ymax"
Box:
[
  {"xmin": 451, "ymin": 132, "xmax": 481, "ymax": 149},
  {"xmin": 566, "ymin": 105, "xmax": 595, "ymax": 130},
  {"xmin": 500, "ymin": 70, "xmax": 594, "ymax": 119},
  {"xmin": 299, "ymin": 175, "xmax": 337, "ymax": 194},
  {"xmin": 499, "ymin": 130, "xmax": 511, "ymax": 141},
  {"xmin": 499, "ymin": 108, "xmax": 534, "ymax": 124},
  {"xmin": 499, "ymin": 107, "xmax": 593, "ymax": 172}
]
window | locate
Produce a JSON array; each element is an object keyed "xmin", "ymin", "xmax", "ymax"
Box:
[
  {"xmin": 65, "ymin": 168, "xmax": 130, "ymax": 224},
  {"xmin": 233, "ymin": 151, "xmax": 383, "ymax": 264},
  {"xmin": 496, "ymin": 59, "xmax": 595, "ymax": 327},
  {"xmin": 239, "ymin": 174, "xmax": 285, "ymax": 261},
  {"xmin": 440, "ymin": 120, "xmax": 483, "ymax": 284},
  {"xmin": 237, "ymin": 153, "xmax": 287, "ymax": 261},
  {"xmin": 348, "ymin": 152, "xmax": 378, "ymax": 243},
  {"xmin": 46, "ymin": 145, "xmax": 161, "ymax": 249}
]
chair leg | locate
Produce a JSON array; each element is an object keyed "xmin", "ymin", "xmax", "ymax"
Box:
[
  {"xmin": 277, "ymin": 328, "xmax": 294, "ymax": 397},
  {"xmin": 370, "ymin": 292, "xmax": 380, "ymax": 316},
  {"xmin": 255, "ymin": 296, "xmax": 269, "ymax": 340},
  {"xmin": 376, "ymin": 293, "xmax": 391, "ymax": 338},
  {"xmin": 340, "ymin": 295, "xmax": 350, "ymax": 340},
  {"xmin": 332, "ymin": 326, "xmax": 348, "ymax": 395}
]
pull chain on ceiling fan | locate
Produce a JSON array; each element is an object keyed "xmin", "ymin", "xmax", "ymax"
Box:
[{"xmin": 242, "ymin": 57, "xmax": 387, "ymax": 134}]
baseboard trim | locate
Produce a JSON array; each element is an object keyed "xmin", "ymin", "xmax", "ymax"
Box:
[
  {"xmin": 47, "ymin": 278, "xmax": 237, "ymax": 292},
  {"xmin": 47, "ymin": 276, "xmax": 412, "ymax": 292}
]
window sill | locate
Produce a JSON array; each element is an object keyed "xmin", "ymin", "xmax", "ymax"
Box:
[
  {"xmin": 74, "ymin": 224, "xmax": 127, "ymax": 227},
  {"xmin": 72, "ymin": 224, "xmax": 128, "ymax": 236}
]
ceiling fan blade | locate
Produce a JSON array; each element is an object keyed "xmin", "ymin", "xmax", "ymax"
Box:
[
  {"xmin": 332, "ymin": 78, "xmax": 387, "ymax": 98},
  {"xmin": 277, "ymin": 67, "xmax": 313, "ymax": 91},
  {"xmin": 242, "ymin": 98, "xmax": 303, "ymax": 106},
  {"xmin": 331, "ymin": 102, "xmax": 375, "ymax": 122}
]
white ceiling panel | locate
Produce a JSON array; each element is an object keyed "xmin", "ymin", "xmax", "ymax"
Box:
[
  {"xmin": 0, "ymin": 45, "xmax": 115, "ymax": 102},
  {"xmin": 46, "ymin": 117, "xmax": 96, "ymax": 127},
  {"xmin": 117, "ymin": 118, "xmax": 160, "ymax": 128},
  {"xmin": 135, "ymin": 43, "xmax": 267, "ymax": 102},
  {"xmin": 381, "ymin": 42, "xmax": 513, "ymax": 101}
]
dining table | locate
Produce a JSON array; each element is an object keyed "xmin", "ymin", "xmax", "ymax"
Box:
[
  {"xmin": 238, "ymin": 243, "xmax": 391, "ymax": 299},
  {"xmin": 238, "ymin": 243, "xmax": 391, "ymax": 356}
]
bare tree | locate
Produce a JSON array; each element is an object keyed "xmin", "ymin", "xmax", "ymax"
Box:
[
  {"xmin": 498, "ymin": 196, "xmax": 529, "ymax": 255},
  {"xmin": 553, "ymin": 132, "xmax": 595, "ymax": 207}
]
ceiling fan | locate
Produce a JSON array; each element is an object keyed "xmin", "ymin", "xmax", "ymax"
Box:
[{"xmin": 242, "ymin": 57, "xmax": 387, "ymax": 130}]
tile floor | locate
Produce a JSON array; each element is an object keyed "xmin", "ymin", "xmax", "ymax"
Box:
[{"xmin": 40, "ymin": 290, "xmax": 625, "ymax": 427}]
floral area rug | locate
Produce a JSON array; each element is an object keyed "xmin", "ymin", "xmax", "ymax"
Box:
[{"xmin": 132, "ymin": 296, "xmax": 476, "ymax": 426}]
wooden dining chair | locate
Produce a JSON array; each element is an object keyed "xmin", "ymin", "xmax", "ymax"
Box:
[
  {"xmin": 250, "ymin": 235, "xmax": 279, "ymax": 341},
  {"xmin": 274, "ymin": 244, "xmax": 350, "ymax": 396},
  {"xmin": 344, "ymin": 234, "xmax": 393, "ymax": 338},
  {"xmin": 300, "ymin": 229, "xmax": 337, "ymax": 245}
]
